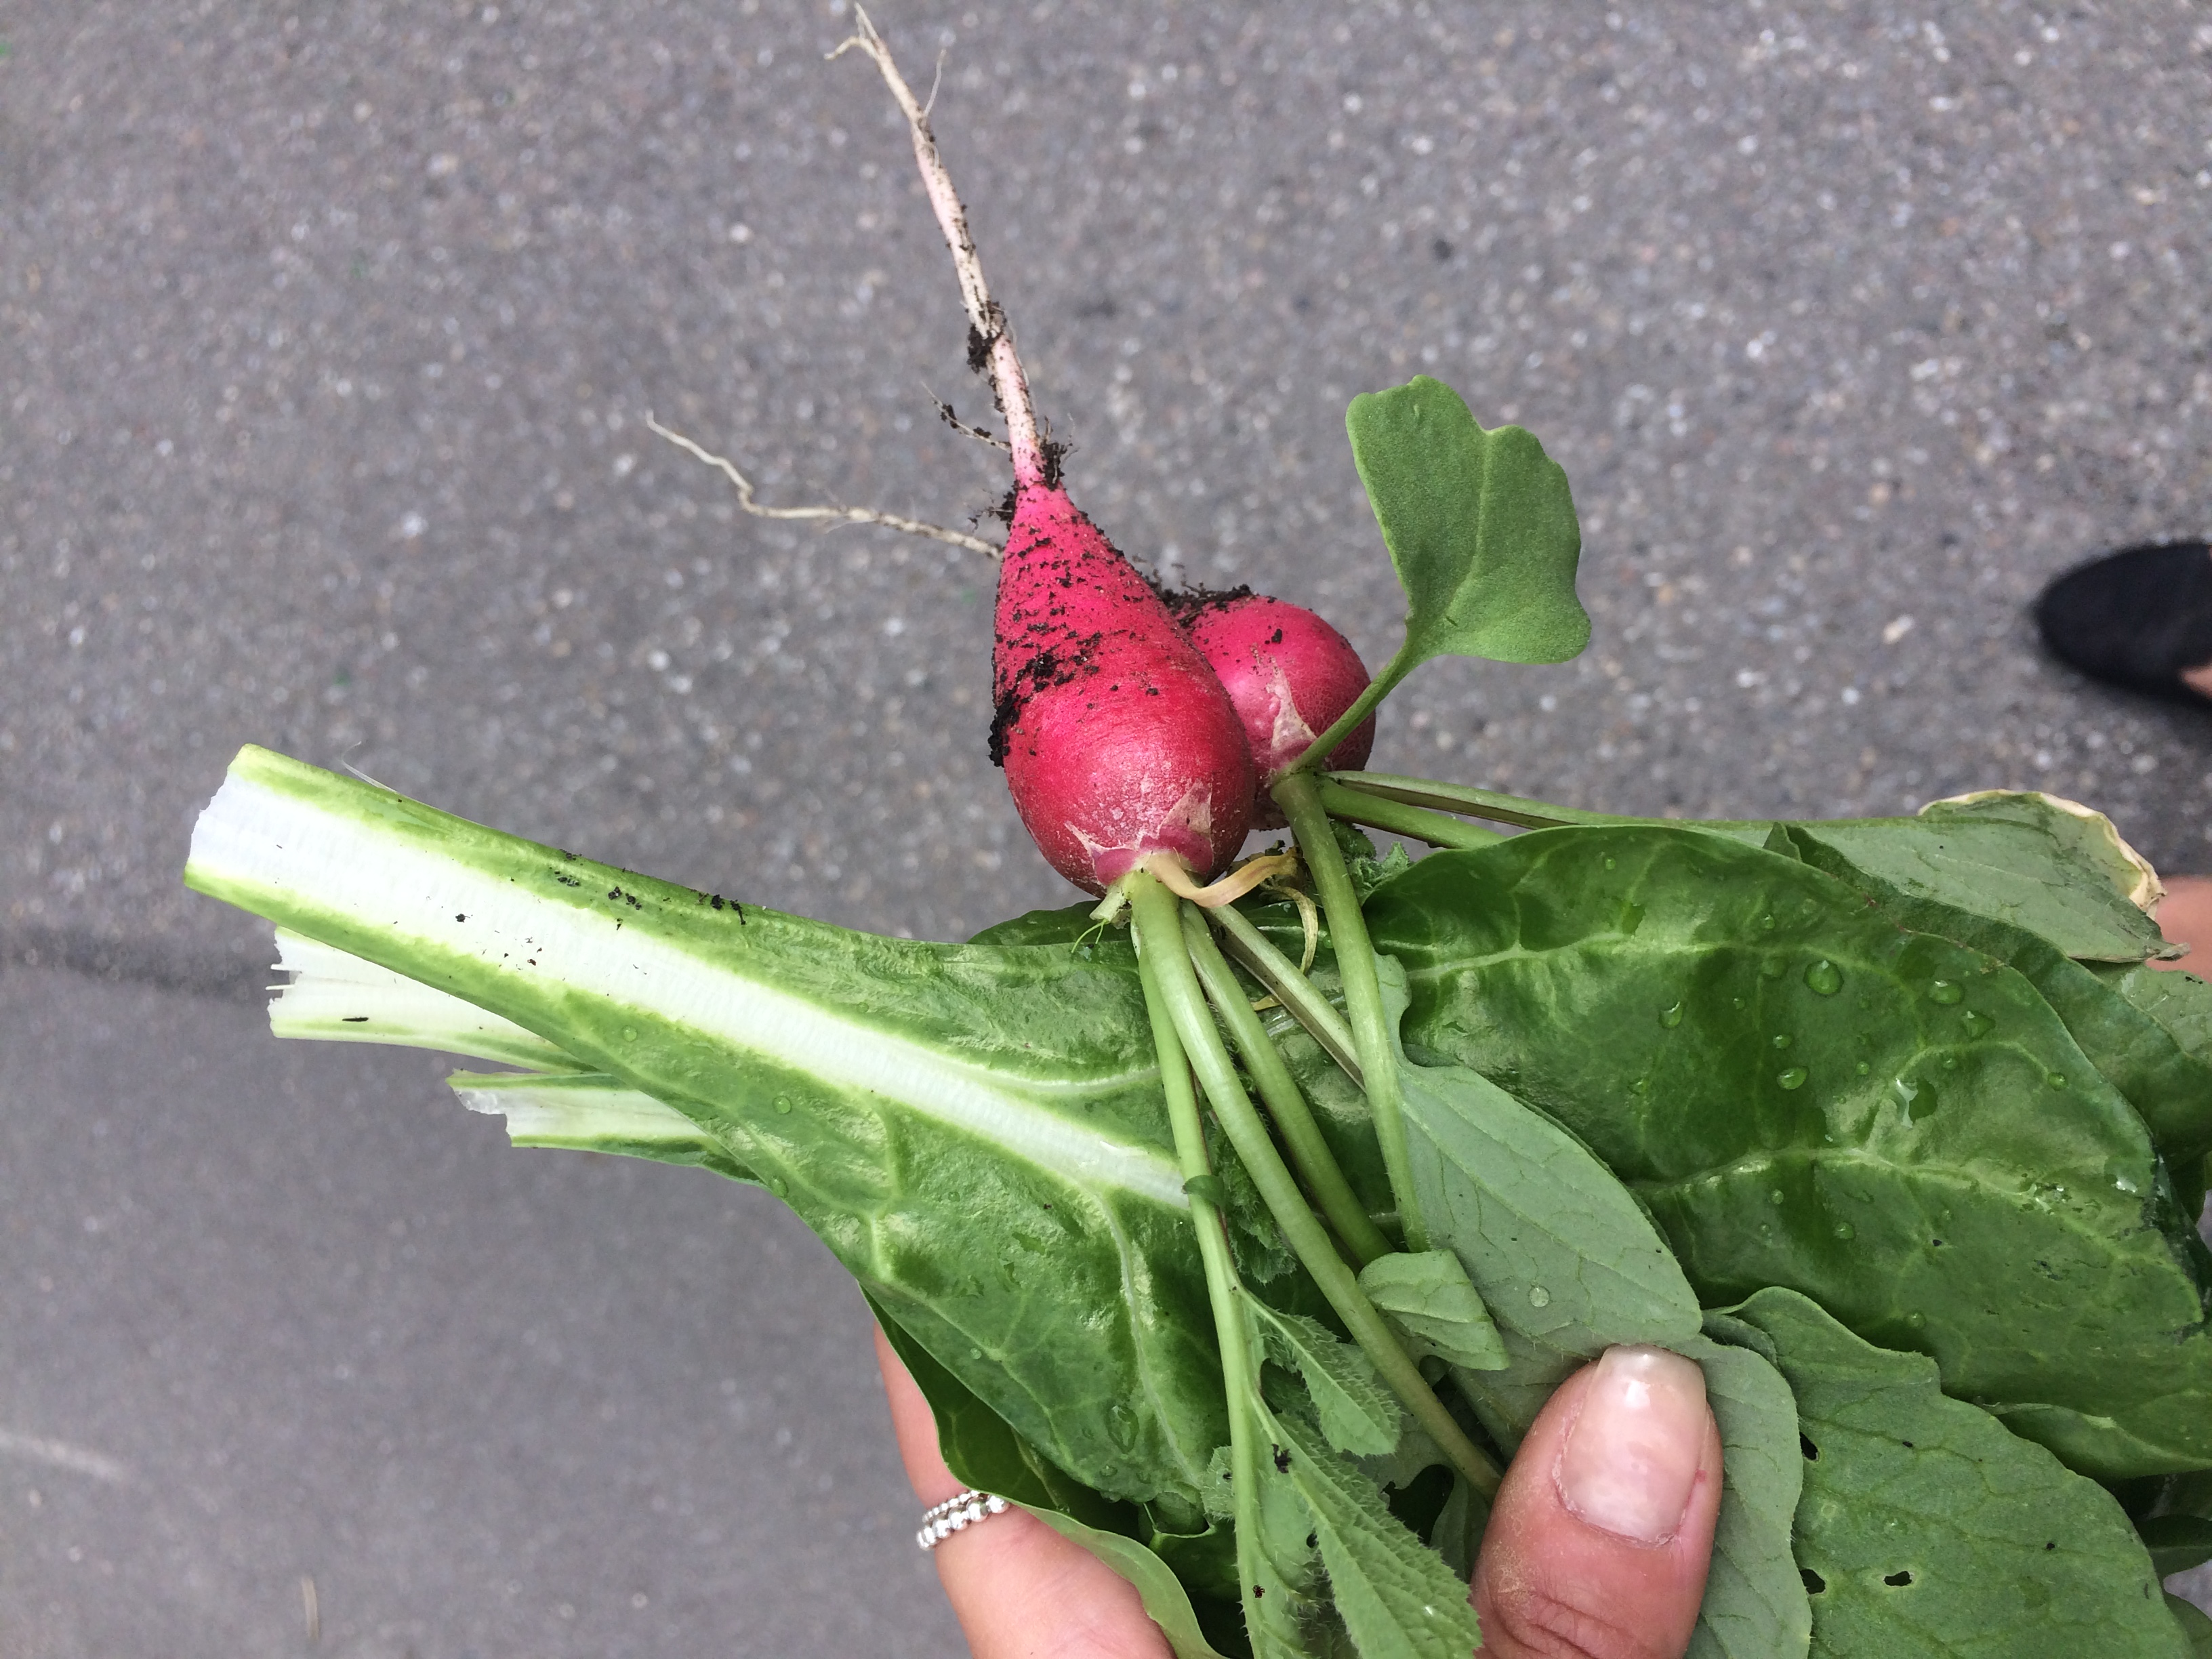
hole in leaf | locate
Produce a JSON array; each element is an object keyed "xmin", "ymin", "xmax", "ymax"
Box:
[
  {"xmin": 2045, "ymin": 1541, "xmax": 2057, "ymax": 1551},
  {"xmin": 1800, "ymin": 1433, "xmax": 1820, "ymax": 1461},
  {"xmin": 1801, "ymin": 1568, "xmax": 1826, "ymax": 1595},
  {"xmin": 1883, "ymin": 1571, "xmax": 1913, "ymax": 1587}
]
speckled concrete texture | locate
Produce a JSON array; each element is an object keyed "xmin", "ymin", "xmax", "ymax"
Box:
[{"xmin": 3, "ymin": 1, "xmax": 2210, "ymax": 1650}]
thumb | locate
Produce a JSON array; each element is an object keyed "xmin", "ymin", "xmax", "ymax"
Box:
[{"xmin": 1473, "ymin": 1345, "xmax": 1723, "ymax": 1659}]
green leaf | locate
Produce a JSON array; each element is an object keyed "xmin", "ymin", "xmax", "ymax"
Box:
[
  {"xmin": 188, "ymin": 745, "xmax": 1233, "ymax": 1511},
  {"xmin": 1683, "ymin": 1326, "xmax": 1814, "ymax": 1659},
  {"xmin": 1272, "ymin": 1412, "xmax": 1484, "ymax": 1659},
  {"xmin": 1922, "ymin": 789, "xmax": 2168, "ymax": 920},
  {"xmin": 1345, "ymin": 375, "xmax": 1590, "ymax": 679},
  {"xmin": 1786, "ymin": 797, "xmax": 2169, "ymax": 963},
  {"xmin": 2169, "ymin": 1595, "xmax": 2212, "ymax": 1656},
  {"xmin": 1355, "ymin": 1250, "xmax": 1509, "ymax": 1371},
  {"xmin": 1383, "ymin": 958, "xmax": 1702, "ymax": 1357},
  {"xmin": 2139, "ymin": 1515, "xmax": 2212, "ymax": 1577},
  {"xmin": 872, "ymin": 1304, "xmax": 1235, "ymax": 1659},
  {"xmin": 1369, "ymin": 826, "xmax": 2212, "ymax": 1479},
  {"xmin": 2093, "ymin": 962, "xmax": 2212, "ymax": 1067},
  {"xmin": 1249, "ymin": 1303, "xmax": 1401, "ymax": 1458},
  {"xmin": 1384, "ymin": 946, "xmax": 1704, "ymax": 1454},
  {"xmin": 1731, "ymin": 1288, "xmax": 2190, "ymax": 1659},
  {"xmin": 1776, "ymin": 829, "xmax": 2212, "ymax": 1166}
]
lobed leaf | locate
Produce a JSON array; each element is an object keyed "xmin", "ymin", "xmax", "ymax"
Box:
[{"xmin": 1345, "ymin": 375, "xmax": 1590, "ymax": 678}]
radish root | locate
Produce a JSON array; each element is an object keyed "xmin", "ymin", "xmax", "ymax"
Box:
[
  {"xmin": 1147, "ymin": 850, "xmax": 1301, "ymax": 911},
  {"xmin": 645, "ymin": 414, "xmax": 998, "ymax": 556},
  {"xmin": 832, "ymin": 9, "xmax": 1047, "ymax": 488}
]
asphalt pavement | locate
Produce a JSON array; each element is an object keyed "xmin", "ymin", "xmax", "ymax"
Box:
[{"xmin": 3, "ymin": 3, "xmax": 2210, "ymax": 1653}]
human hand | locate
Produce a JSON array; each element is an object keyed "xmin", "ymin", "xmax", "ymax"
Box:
[{"xmin": 876, "ymin": 1328, "xmax": 1722, "ymax": 1659}]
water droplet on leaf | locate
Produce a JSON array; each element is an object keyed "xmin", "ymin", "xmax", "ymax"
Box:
[
  {"xmin": 774, "ymin": 1095, "xmax": 793, "ymax": 1114},
  {"xmin": 1769, "ymin": 1189, "xmax": 1786, "ymax": 1206},
  {"xmin": 1906, "ymin": 1311, "xmax": 1926, "ymax": 1328},
  {"xmin": 622, "ymin": 1026, "xmax": 639, "ymax": 1041},
  {"xmin": 1805, "ymin": 960, "xmax": 1843, "ymax": 996},
  {"xmin": 1761, "ymin": 958, "xmax": 1786, "ymax": 979},
  {"xmin": 1928, "ymin": 979, "xmax": 1963, "ymax": 1005},
  {"xmin": 1856, "ymin": 1061, "xmax": 1872, "ymax": 1075},
  {"xmin": 2047, "ymin": 1071, "xmax": 2068, "ymax": 1088},
  {"xmin": 1832, "ymin": 1222, "xmax": 1855, "ymax": 1241},
  {"xmin": 1618, "ymin": 901, "xmax": 1645, "ymax": 935},
  {"xmin": 1527, "ymin": 1286, "xmax": 1552, "ymax": 1308},
  {"xmin": 1660, "ymin": 1001, "xmax": 1684, "ymax": 1029},
  {"xmin": 1773, "ymin": 1033, "xmax": 1793, "ymax": 1050},
  {"xmin": 1778, "ymin": 1066, "xmax": 1809, "ymax": 1090},
  {"xmin": 1961, "ymin": 1009, "xmax": 1992, "ymax": 1037},
  {"xmin": 1603, "ymin": 856, "xmax": 1617, "ymax": 870}
]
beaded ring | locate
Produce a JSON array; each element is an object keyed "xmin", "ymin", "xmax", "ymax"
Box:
[{"xmin": 916, "ymin": 1488, "xmax": 1010, "ymax": 1551}]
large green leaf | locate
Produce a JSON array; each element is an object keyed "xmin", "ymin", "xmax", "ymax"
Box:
[
  {"xmin": 1683, "ymin": 1322, "xmax": 1814, "ymax": 1659},
  {"xmin": 1776, "ymin": 827, "xmax": 2212, "ymax": 1168},
  {"xmin": 1730, "ymin": 1288, "xmax": 2189, "ymax": 1659},
  {"xmin": 188, "ymin": 745, "xmax": 1232, "ymax": 1512},
  {"xmin": 1785, "ymin": 796, "xmax": 2170, "ymax": 963},
  {"xmin": 1366, "ymin": 826, "xmax": 2212, "ymax": 1479},
  {"xmin": 1345, "ymin": 375, "xmax": 1590, "ymax": 679}
]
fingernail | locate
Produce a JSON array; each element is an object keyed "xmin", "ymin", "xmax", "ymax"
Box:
[{"xmin": 1555, "ymin": 1345, "xmax": 1706, "ymax": 1545}]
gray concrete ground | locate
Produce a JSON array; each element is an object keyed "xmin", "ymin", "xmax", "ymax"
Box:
[{"xmin": 2, "ymin": 2, "xmax": 2209, "ymax": 1653}]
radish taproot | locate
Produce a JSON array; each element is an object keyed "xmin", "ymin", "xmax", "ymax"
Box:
[
  {"xmin": 1167, "ymin": 588, "xmax": 1376, "ymax": 825},
  {"xmin": 839, "ymin": 17, "xmax": 1252, "ymax": 896}
]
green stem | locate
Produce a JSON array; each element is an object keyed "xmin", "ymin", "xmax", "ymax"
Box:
[
  {"xmin": 1180, "ymin": 907, "xmax": 1393, "ymax": 1267},
  {"xmin": 1326, "ymin": 771, "xmax": 1593, "ymax": 830},
  {"xmin": 1132, "ymin": 888, "xmax": 1273, "ymax": 1624},
  {"xmin": 1330, "ymin": 771, "xmax": 1774, "ymax": 840},
  {"xmin": 1208, "ymin": 905, "xmax": 1363, "ymax": 1087},
  {"xmin": 1131, "ymin": 877, "xmax": 1499, "ymax": 1497},
  {"xmin": 1286, "ymin": 644, "xmax": 1416, "ymax": 777},
  {"xmin": 1272, "ymin": 769, "xmax": 1427, "ymax": 1252},
  {"xmin": 1314, "ymin": 778, "xmax": 1505, "ymax": 851}
]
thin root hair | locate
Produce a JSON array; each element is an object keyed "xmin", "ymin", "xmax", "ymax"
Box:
[
  {"xmin": 933, "ymin": 396, "xmax": 1010, "ymax": 452},
  {"xmin": 644, "ymin": 414, "xmax": 999, "ymax": 557}
]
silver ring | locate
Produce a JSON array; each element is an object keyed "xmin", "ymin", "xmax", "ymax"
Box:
[{"xmin": 916, "ymin": 1488, "xmax": 1010, "ymax": 1551}]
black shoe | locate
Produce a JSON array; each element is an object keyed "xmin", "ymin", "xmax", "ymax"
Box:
[{"xmin": 2034, "ymin": 540, "xmax": 2212, "ymax": 702}]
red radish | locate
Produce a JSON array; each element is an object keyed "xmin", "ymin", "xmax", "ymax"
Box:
[
  {"xmin": 1168, "ymin": 590, "xmax": 1376, "ymax": 826},
  {"xmin": 992, "ymin": 493, "xmax": 1255, "ymax": 893},
  {"xmin": 842, "ymin": 17, "xmax": 1252, "ymax": 896}
]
